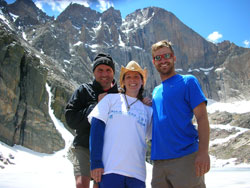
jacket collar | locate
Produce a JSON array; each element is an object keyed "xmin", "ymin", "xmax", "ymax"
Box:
[{"xmin": 93, "ymin": 79, "xmax": 118, "ymax": 94}]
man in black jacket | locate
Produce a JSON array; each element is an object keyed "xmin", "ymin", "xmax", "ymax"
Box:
[{"xmin": 65, "ymin": 53, "xmax": 118, "ymax": 188}]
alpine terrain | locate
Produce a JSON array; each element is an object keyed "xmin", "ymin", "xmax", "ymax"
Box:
[{"xmin": 0, "ymin": 0, "xmax": 249, "ymax": 165}]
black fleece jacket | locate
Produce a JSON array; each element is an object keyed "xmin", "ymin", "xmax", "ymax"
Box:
[{"xmin": 65, "ymin": 79, "xmax": 118, "ymax": 148}]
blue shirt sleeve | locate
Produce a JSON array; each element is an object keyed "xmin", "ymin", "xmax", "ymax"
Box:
[
  {"xmin": 185, "ymin": 75, "xmax": 207, "ymax": 109},
  {"xmin": 89, "ymin": 117, "xmax": 106, "ymax": 170}
]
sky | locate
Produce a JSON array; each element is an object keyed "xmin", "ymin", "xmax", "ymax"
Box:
[{"xmin": 5, "ymin": 0, "xmax": 250, "ymax": 48}]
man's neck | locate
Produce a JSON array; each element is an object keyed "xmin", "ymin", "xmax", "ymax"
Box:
[
  {"xmin": 161, "ymin": 72, "xmax": 177, "ymax": 82},
  {"xmin": 103, "ymin": 82, "xmax": 114, "ymax": 92},
  {"xmin": 103, "ymin": 88, "xmax": 110, "ymax": 92}
]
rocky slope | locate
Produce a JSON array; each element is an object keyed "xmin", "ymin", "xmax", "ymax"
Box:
[
  {"xmin": 0, "ymin": 0, "xmax": 249, "ymax": 163},
  {"xmin": 0, "ymin": 25, "xmax": 65, "ymax": 153},
  {"xmin": 209, "ymin": 111, "xmax": 250, "ymax": 164}
]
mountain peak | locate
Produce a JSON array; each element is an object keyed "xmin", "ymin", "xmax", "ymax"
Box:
[
  {"xmin": 56, "ymin": 3, "xmax": 100, "ymax": 28},
  {"xmin": 0, "ymin": 0, "xmax": 7, "ymax": 7},
  {"xmin": 8, "ymin": 0, "xmax": 38, "ymax": 12},
  {"xmin": 16, "ymin": 0, "xmax": 35, "ymax": 5},
  {"xmin": 102, "ymin": 6, "xmax": 122, "ymax": 26},
  {"xmin": 7, "ymin": 0, "xmax": 53, "ymax": 26}
]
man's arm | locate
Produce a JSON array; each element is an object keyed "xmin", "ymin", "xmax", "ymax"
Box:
[
  {"xmin": 193, "ymin": 102, "xmax": 210, "ymax": 177},
  {"xmin": 65, "ymin": 85, "xmax": 96, "ymax": 130}
]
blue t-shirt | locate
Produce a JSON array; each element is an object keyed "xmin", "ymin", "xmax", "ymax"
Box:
[{"xmin": 151, "ymin": 74, "xmax": 207, "ymax": 160}]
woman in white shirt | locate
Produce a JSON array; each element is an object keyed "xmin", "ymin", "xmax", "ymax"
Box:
[{"xmin": 88, "ymin": 61, "xmax": 152, "ymax": 188}]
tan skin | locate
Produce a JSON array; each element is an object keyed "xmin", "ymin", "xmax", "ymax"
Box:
[
  {"xmin": 152, "ymin": 47, "xmax": 210, "ymax": 176},
  {"xmin": 193, "ymin": 102, "xmax": 210, "ymax": 176},
  {"xmin": 94, "ymin": 64, "xmax": 114, "ymax": 101},
  {"xmin": 76, "ymin": 64, "xmax": 114, "ymax": 188},
  {"xmin": 152, "ymin": 46, "xmax": 177, "ymax": 82},
  {"xmin": 91, "ymin": 71, "xmax": 143, "ymax": 183},
  {"xmin": 75, "ymin": 176, "xmax": 98, "ymax": 188},
  {"xmin": 93, "ymin": 64, "xmax": 114, "ymax": 91}
]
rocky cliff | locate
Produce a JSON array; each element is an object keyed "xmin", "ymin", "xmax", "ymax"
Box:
[
  {"xmin": 0, "ymin": 25, "xmax": 64, "ymax": 153},
  {"xmin": 0, "ymin": 0, "xmax": 249, "ymax": 163},
  {"xmin": 209, "ymin": 111, "xmax": 250, "ymax": 164}
]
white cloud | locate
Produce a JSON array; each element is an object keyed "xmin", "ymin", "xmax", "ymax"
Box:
[
  {"xmin": 49, "ymin": 1, "xmax": 63, "ymax": 12},
  {"xmin": 35, "ymin": 0, "xmax": 90, "ymax": 15},
  {"xmin": 75, "ymin": 0, "xmax": 90, "ymax": 7},
  {"xmin": 207, "ymin": 31, "xmax": 223, "ymax": 43},
  {"xmin": 243, "ymin": 40, "xmax": 250, "ymax": 48},
  {"xmin": 97, "ymin": 0, "xmax": 114, "ymax": 12},
  {"xmin": 35, "ymin": 1, "xmax": 43, "ymax": 10},
  {"xmin": 34, "ymin": 0, "xmax": 116, "ymax": 16}
]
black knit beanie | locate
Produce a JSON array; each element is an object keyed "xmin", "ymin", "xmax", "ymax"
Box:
[{"xmin": 92, "ymin": 53, "xmax": 115, "ymax": 73}]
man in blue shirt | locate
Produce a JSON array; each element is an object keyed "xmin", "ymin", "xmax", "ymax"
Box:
[{"xmin": 150, "ymin": 40, "xmax": 210, "ymax": 188}]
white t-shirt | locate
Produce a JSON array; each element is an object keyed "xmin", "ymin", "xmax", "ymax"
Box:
[{"xmin": 88, "ymin": 93, "xmax": 152, "ymax": 182}]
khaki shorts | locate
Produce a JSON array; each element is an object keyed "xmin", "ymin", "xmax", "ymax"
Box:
[
  {"xmin": 67, "ymin": 145, "xmax": 91, "ymax": 177},
  {"xmin": 151, "ymin": 152, "xmax": 206, "ymax": 188}
]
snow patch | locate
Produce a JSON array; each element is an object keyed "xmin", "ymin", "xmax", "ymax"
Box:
[
  {"xmin": 118, "ymin": 34, "xmax": 125, "ymax": 47},
  {"xmin": 207, "ymin": 100, "xmax": 250, "ymax": 114},
  {"xmin": 9, "ymin": 12, "xmax": 19, "ymax": 22},
  {"xmin": 0, "ymin": 10, "xmax": 14, "ymax": 30},
  {"xmin": 22, "ymin": 32, "xmax": 27, "ymax": 40},
  {"xmin": 210, "ymin": 124, "xmax": 248, "ymax": 146},
  {"xmin": 73, "ymin": 41, "xmax": 83, "ymax": 46}
]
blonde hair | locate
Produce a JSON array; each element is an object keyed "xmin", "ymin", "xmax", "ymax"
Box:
[{"xmin": 151, "ymin": 40, "xmax": 174, "ymax": 56}]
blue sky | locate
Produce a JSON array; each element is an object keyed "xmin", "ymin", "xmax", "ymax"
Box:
[{"xmin": 5, "ymin": 0, "xmax": 250, "ymax": 48}]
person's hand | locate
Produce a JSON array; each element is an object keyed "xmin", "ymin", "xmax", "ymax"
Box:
[
  {"xmin": 195, "ymin": 151, "xmax": 210, "ymax": 176},
  {"xmin": 142, "ymin": 97, "xmax": 152, "ymax": 106},
  {"xmin": 91, "ymin": 168, "xmax": 104, "ymax": 182},
  {"xmin": 98, "ymin": 93, "xmax": 107, "ymax": 102}
]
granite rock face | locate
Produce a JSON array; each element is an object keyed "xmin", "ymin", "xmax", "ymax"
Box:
[
  {"xmin": 4, "ymin": 3, "xmax": 249, "ymax": 102},
  {"xmin": 0, "ymin": 26, "xmax": 64, "ymax": 153}
]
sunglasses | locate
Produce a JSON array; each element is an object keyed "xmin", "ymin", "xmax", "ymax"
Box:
[{"xmin": 153, "ymin": 53, "xmax": 174, "ymax": 61}]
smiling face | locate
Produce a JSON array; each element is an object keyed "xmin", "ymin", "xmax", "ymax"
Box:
[
  {"xmin": 93, "ymin": 64, "xmax": 114, "ymax": 90},
  {"xmin": 122, "ymin": 71, "xmax": 143, "ymax": 97},
  {"xmin": 152, "ymin": 46, "xmax": 177, "ymax": 81}
]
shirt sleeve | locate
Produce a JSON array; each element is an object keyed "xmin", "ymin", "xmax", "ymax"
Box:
[
  {"xmin": 89, "ymin": 117, "xmax": 106, "ymax": 170},
  {"xmin": 185, "ymin": 75, "xmax": 207, "ymax": 109}
]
